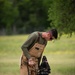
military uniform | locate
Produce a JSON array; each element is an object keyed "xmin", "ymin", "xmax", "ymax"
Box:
[{"xmin": 20, "ymin": 32, "xmax": 47, "ymax": 75}]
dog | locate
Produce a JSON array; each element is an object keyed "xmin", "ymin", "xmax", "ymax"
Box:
[{"xmin": 38, "ymin": 56, "xmax": 51, "ymax": 75}]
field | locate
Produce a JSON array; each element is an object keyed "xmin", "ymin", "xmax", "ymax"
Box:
[{"xmin": 0, "ymin": 34, "xmax": 75, "ymax": 75}]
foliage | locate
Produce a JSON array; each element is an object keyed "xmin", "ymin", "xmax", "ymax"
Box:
[
  {"xmin": 0, "ymin": 0, "xmax": 19, "ymax": 34},
  {"xmin": 48, "ymin": 0, "xmax": 75, "ymax": 36},
  {"xmin": 0, "ymin": 0, "xmax": 75, "ymax": 36},
  {"xmin": 0, "ymin": 0, "xmax": 50, "ymax": 34}
]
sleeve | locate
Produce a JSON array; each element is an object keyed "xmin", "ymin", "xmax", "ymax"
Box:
[{"xmin": 21, "ymin": 32, "xmax": 38, "ymax": 59}]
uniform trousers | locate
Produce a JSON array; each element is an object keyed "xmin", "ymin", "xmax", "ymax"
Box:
[{"xmin": 20, "ymin": 53, "xmax": 39, "ymax": 75}]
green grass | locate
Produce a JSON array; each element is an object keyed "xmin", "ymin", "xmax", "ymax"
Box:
[{"xmin": 0, "ymin": 34, "xmax": 75, "ymax": 75}]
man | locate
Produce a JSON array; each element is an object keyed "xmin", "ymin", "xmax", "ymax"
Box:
[{"xmin": 20, "ymin": 28, "xmax": 58, "ymax": 75}]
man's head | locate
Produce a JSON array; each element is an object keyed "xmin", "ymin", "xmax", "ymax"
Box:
[
  {"xmin": 49, "ymin": 28, "xmax": 58, "ymax": 40},
  {"xmin": 42, "ymin": 28, "xmax": 58, "ymax": 41}
]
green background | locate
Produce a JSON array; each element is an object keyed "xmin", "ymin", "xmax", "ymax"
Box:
[{"xmin": 0, "ymin": 34, "xmax": 75, "ymax": 75}]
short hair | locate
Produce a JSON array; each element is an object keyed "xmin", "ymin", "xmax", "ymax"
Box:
[{"xmin": 49, "ymin": 28, "xmax": 58, "ymax": 39}]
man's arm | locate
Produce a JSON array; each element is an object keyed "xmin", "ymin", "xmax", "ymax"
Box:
[{"xmin": 21, "ymin": 32, "xmax": 38, "ymax": 59}]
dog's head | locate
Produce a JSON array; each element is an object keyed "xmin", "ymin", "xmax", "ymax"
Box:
[{"xmin": 38, "ymin": 56, "xmax": 51, "ymax": 75}]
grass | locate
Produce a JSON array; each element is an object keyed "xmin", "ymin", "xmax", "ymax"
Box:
[{"xmin": 0, "ymin": 34, "xmax": 75, "ymax": 75}]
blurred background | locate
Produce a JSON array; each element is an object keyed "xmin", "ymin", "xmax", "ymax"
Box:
[
  {"xmin": 0, "ymin": 0, "xmax": 75, "ymax": 75},
  {"xmin": 0, "ymin": 0, "xmax": 75, "ymax": 35}
]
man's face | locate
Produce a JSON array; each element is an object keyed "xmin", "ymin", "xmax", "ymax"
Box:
[{"xmin": 45, "ymin": 32, "xmax": 54, "ymax": 41}]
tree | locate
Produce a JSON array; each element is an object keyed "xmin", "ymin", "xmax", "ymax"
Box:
[
  {"xmin": 48, "ymin": 0, "xmax": 75, "ymax": 36},
  {"xmin": 17, "ymin": 0, "xmax": 51, "ymax": 33},
  {"xmin": 0, "ymin": 0, "xmax": 51, "ymax": 35},
  {"xmin": 0, "ymin": 0, "xmax": 19, "ymax": 35}
]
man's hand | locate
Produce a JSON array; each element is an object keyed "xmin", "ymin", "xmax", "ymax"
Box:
[{"xmin": 28, "ymin": 58, "xmax": 36, "ymax": 67}]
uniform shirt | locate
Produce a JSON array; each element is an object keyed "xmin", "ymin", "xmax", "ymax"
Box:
[{"xmin": 21, "ymin": 32, "xmax": 47, "ymax": 59}]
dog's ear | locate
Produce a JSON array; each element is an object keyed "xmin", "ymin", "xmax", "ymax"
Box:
[{"xmin": 42, "ymin": 56, "xmax": 47, "ymax": 62}]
